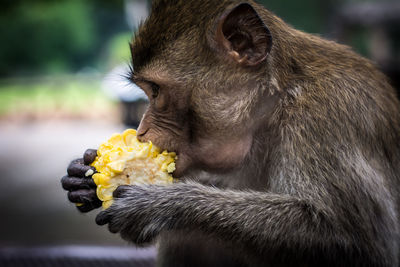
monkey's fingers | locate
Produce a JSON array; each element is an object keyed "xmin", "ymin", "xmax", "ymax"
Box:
[
  {"xmin": 77, "ymin": 199, "xmax": 102, "ymax": 213},
  {"xmin": 112, "ymin": 185, "xmax": 131, "ymax": 198},
  {"xmin": 68, "ymin": 189, "xmax": 99, "ymax": 204},
  {"xmin": 84, "ymin": 149, "xmax": 97, "ymax": 165},
  {"xmin": 95, "ymin": 211, "xmax": 112, "ymax": 226},
  {"xmin": 67, "ymin": 159, "xmax": 96, "ymax": 178},
  {"xmin": 61, "ymin": 176, "xmax": 97, "ymax": 191}
]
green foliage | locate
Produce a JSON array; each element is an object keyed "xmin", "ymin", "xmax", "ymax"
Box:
[
  {"xmin": 258, "ymin": 0, "xmax": 329, "ymax": 34},
  {"xmin": 0, "ymin": 0, "xmax": 128, "ymax": 78},
  {"xmin": 0, "ymin": 0, "xmax": 95, "ymax": 76},
  {"xmin": 0, "ymin": 76, "xmax": 113, "ymax": 116},
  {"xmin": 347, "ymin": 27, "xmax": 371, "ymax": 57},
  {"xmin": 106, "ymin": 32, "xmax": 134, "ymax": 68}
]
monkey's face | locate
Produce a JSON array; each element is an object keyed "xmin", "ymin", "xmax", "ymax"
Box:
[
  {"xmin": 130, "ymin": 2, "xmax": 274, "ymax": 177},
  {"xmin": 133, "ymin": 68, "xmax": 193, "ymax": 177},
  {"xmin": 133, "ymin": 66, "xmax": 255, "ymax": 178}
]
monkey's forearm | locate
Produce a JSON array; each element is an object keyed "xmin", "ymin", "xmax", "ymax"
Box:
[
  {"xmin": 110, "ymin": 182, "xmax": 348, "ymax": 253},
  {"xmin": 169, "ymin": 182, "xmax": 338, "ymax": 252}
]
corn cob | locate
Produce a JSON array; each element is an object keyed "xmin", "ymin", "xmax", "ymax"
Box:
[{"xmin": 90, "ymin": 129, "xmax": 176, "ymax": 209}]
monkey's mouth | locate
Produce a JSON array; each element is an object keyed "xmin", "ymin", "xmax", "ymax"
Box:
[
  {"xmin": 145, "ymin": 136, "xmax": 191, "ymax": 178},
  {"xmin": 173, "ymin": 152, "xmax": 192, "ymax": 178}
]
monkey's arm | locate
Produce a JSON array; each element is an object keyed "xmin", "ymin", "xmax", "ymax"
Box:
[{"xmin": 96, "ymin": 181, "xmax": 351, "ymax": 253}]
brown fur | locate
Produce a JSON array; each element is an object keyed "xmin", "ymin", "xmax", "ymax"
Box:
[{"xmin": 63, "ymin": 0, "xmax": 400, "ymax": 266}]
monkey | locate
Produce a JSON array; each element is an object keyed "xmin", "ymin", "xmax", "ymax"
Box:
[{"xmin": 61, "ymin": 0, "xmax": 400, "ymax": 266}]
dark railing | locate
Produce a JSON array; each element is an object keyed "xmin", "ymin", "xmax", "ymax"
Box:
[{"xmin": 0, "ymin": 246, "xmax": 156, "ymax": 267}]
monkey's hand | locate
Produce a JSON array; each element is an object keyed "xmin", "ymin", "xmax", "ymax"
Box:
[
  {"xmin": 61, "ymin": 149, "xmax": 102, "ymax": 212},
  {"xmin": 95, "ymin": 184, "xmax": 183, "ymax": 245}
]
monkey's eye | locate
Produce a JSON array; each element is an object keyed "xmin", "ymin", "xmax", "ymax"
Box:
[{"xmin": 151, "ymin": 83, "xmax": 160, "ymax": 99}]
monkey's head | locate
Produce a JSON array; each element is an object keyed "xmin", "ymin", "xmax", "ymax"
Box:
[{"xmin": 130, "ymin": 0, "xmax": 278, "ymax": 177}]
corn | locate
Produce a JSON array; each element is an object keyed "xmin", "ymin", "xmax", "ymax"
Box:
[{"xmin": 91, "ymin": 129, "xmax": 176, "ymax": 209}]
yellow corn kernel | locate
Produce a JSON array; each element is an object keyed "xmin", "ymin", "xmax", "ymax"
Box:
[
  {"xmin": 91, "ymin": 129, "xmax": 176, "ymax": 209},
  {"xmin": 123, "ymin": 129, "xmax": 137, "ymax": 146},
  {"xmin": 92, "ymin": 173, "xmax": 111, "ymax": 186},
  {"xmin": 97, "ymin": 184, "xmax": 116, "ymax": 201},
  {"xmin": 107, "ymin": 160, "xmax": 125, "ymax": 173},
  {"xmin": 108, "ymin": 133, "xmax": 125, "ymax": 146},
  {"xmin": 102, "ymin": 200, "xmax": 114, "ymax": 209},
  {"xmin": 167, "ymin": 163, "xmax": 176, "ymax": 173}
]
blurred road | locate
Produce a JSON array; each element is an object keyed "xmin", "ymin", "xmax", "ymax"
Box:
[{"xmin": 0, "ymin": 120, "xmax": 128, "ymax": 246}]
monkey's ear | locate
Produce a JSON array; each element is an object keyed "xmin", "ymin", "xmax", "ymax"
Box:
[{"xmin": 211, "ymin": 3, "xmax": 272, "ymax": 66}]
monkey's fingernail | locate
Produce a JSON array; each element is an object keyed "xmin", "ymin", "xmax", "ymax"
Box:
[
  {"xmin": 84, "ymin": 149, "xmax": 98, "ymax": 165},
  {"xmin": 85, "ymin": 169, "xmax": 94, "ymax": 177}
]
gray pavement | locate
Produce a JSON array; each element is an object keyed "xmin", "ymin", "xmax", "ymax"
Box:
[{"xmin": 0, "ymin": 120, "xmax": 129, "ymax": 246}]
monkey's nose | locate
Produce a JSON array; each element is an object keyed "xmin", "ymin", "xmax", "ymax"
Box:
[{"xmin": 136, "ymin": 127, "xmax": 149, "ymax": 142}]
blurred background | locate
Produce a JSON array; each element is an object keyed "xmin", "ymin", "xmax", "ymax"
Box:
[{"xmin": 0, "ymin": 0, "xmax": 399, "ymax": 265}]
